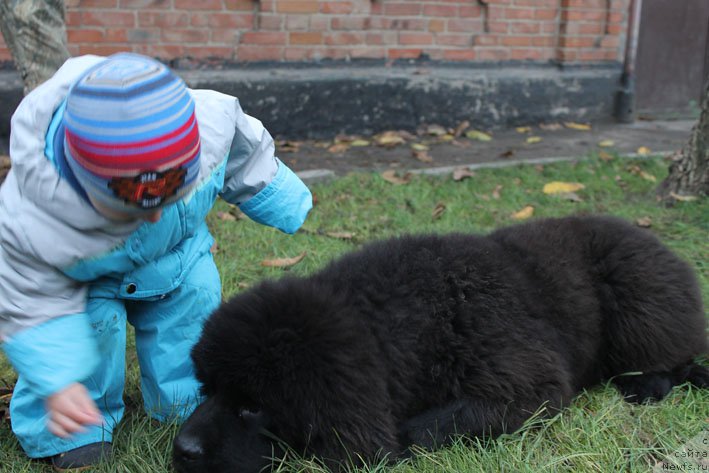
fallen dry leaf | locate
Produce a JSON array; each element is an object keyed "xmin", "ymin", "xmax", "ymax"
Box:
[
  {"xmin": 635, "ymin": 217, "xmax": 652, "ymax": 228},
  {"xmin": 516, "ymin": 126, "xmax": 532, "ymax": 133},
  {"xmin": 261, "ymin": 251, "xmax": 307, "ymax": 268},
  {"xmin": 326, "ymin": 231, "xmax": 355, "ymax": 240},
  {"xmin": 216, "ymin": 211, "xmax": 237, "ymax": 222},
  {"xmin": 539, "ymin": 123, "xmax": 563, "ymax": 131},
  {"xmin": 526, "ymin": 136, "xmax": 542, "ymax": 144},
  {"xmin": 564, "ymin": 122, "xmax": 592, "ymax": 131},
  {"xmin": 413, "ymin": 149, "xmax": 433, "ymax": 163},
  {"xmin": 499, "ymin": 149, "xmax": 516, "ymax": 159},
  {"xmin": 453, "ymin": 120, "xmax": 470, "ymax": 137},
  {"xmin": 543, "ymin": 181, "xmax": 586, "ymax": 194},
  {"xmin": 598, "ymin": 139, "xmax": 615, "ymax": 147},
  {"xmin": 328, "ymin": 143, "xmax": 350, "ymax": 153},
  {"xmin": 411, "ymin": 143, "xmax": 429, "ymax": 152},
  {"xmin": 627, "ymin": 165, "xmax": 657, "ymax": 182},
  {"xmin": 277, "ymin": 140, "xmax": 301, "ymax": 153},
  {"xmin": 452, "ymin": 167, "xmax": 476, "ymax": 181},
  {"xmin": 426, "ymin": 124, "xmax": 448, "ymax": 136},
  {"xmin": 439, "ymin": 134, "xmax": 455, "ymax": 142},
  {"xmin": 381, "ymin": 170, "xmax": 413, "ymax": 185},
  {"xmin": 598, "ymin": 150, "xmax": 614, "ymax": 162},
  {"xmin": 432, "ymin": 202, "xmax": 446, "ymax": 220},
  {"xmin": 492, "ymin": 184, "xmax": 502, "ymax": 200},
  {"xmin": 669, "ymin": 192, "xmax": 698, "ymax": 202},
  {"xmin": 350, "ymin": 139, "xmax": 370, "ymax": 147},
  {"xmin": 511, "ymin": 205, "xmax": 534, "ymax": 220},
  {"xmin": 466, "ymin": 130, "xmax": 492, "ymax": 142},
  {"xmin": 637, "ymin": 146, "xmax": 651, "ymax": 155},
  {"xmin": 375, "ymin": 131, "xmax": 407, "ymax": 148}
]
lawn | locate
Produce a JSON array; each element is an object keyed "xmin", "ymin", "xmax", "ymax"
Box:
[{"xmin": 1, "ymin": 153, "xmax": 707, "ymax": 472}]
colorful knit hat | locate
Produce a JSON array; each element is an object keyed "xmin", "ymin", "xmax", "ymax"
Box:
[{"xmin": 63, "ymin": 53, "xmax": 201, "ymax": 212}]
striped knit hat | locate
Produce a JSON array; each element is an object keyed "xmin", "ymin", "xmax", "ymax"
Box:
[{"xmin": 63, "ymin": 53, "xmax": 201, "ymax": 212}]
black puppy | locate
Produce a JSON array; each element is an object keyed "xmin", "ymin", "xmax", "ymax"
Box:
[{"xmin": 173, "ymin": 215, "xmax": 708, "ymax": 473}]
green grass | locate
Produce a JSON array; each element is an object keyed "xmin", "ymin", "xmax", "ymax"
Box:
[{"xmin": 1, "ymin": 153, "xmax": 707, "ymax": 472}]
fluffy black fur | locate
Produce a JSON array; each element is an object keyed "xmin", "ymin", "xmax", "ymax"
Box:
[{"xmin": 173, "ymin": 216, "xmax": 708, "ymax": 473}]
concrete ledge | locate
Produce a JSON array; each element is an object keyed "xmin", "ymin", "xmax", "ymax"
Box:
[{"xmin": 0, "ymin": 62, "xmax": 622, "ymax": 140}]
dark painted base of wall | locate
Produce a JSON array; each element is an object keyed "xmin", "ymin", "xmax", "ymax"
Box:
[{"xmin": 0, "ymin": 62, "xmax": 623, "ymax": 141}]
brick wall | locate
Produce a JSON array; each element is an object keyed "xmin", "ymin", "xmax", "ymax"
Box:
[{"xmin": 0, "ymin": 0, "xmax": 629, "ymax": 65}]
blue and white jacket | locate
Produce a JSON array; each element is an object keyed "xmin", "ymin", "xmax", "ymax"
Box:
[{"xmin": 0, "ymin": 55, "xmax": 312, "ymax": 398}]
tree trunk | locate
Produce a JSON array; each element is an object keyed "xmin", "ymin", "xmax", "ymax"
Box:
[
  {"xmin": 657, "ymin": 75, "xmax": 709, "ymax": 201},
  {"xmin": 0, "ymin": 0, "xmax": 70, "ymax": 95}
]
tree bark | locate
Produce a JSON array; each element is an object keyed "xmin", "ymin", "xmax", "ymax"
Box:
[
  {"xmin": 657, "ymin": 75, "xmax": 709, "ymax": 201},
  {"xmin": 0, "ymin": 0, "xmax": 70, "ymax": 95}
]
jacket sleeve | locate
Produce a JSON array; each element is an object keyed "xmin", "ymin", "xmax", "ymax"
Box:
[
  {"xmin": 0, "ymin": 218, "xmax": 99, "ymax": 399},
  {"xmin": 219, "ymin": 100, "xmax": 312, "ymax": 234}
]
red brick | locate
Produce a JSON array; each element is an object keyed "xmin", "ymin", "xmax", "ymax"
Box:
[
  {"xmin": 135, "ymin": 44, "xmax": 185, "ymax": 59},
  {"xmin": 487, "ymin": 21, "xmax": 509, "ymax": 33},
  {"xmin": 236, "ymin": 45, "xmax": 284, "ymax": 60},
  {"xmin": 331, "ymin": 17, "xmax": 368, "ymax": 30},
  {"xmin": 184, "ymin": 46, "xmax": 236, "ymax": 59},
  {"xmin": 437, "ymin": 34, "xmax": 473, "ymax": 47},
  {"xmin": 476, "ymin": 48, "xmax": 510, "ymax": 60},
  {"xmin": 285, "ymin": 15, "xmax": 309, "ymax": 29},
  {"xmin": 389, "ymin": 19, "xmax": 427, "ymax": 31},
  {"xmin": 607, "ymin": 23, "xmax": 623, "ymax": 35},
  {"xmin": 126, "ymin": 28, "xmax": 160, "ymax": 43},
  {"xmin": 474, "ymin": 35, "xmax": 498, "ymax": 46},
  {"xmin": 565, "ymin": 10, "xmax": 605, "ymax": 21},
  {"xmin": 78, "ymin": 45, "xmax": 130, "ymax": 56},
  {"xmin": 556, "ymin": 49, "xmax": 577, "ymax": 61},
  {"xmin": 510, "ymin": 22, "xmax": 540, "ymax": 34},
  {"xmin": 66, "ymin": 11, "xmax": 82, "ymax": 26},
  {"xmin": 73, "ymin": 0, "xmax": 117, "ymax": 7},
  {"xmin": 162, "ymin": 28, "xmax": 210, "ymax": 43},
  {"xmin": 384, "ymin": 3, "xmax": 422, "ymax": 16},
  {"xmin": 259, "ymin": 0, "xmax": 276, "ymax": 12},
  {"xmin": 428, "ymin": 19, "xmax": 445, "ymax": 33},
  {"xmin": 275, "ymin": 1, "xmax": 319, "ymax": 13},
  {"xmin": 510, "ymin": 48, "xmax": 544, "ymax": 60},
  {"xmin": 138, "ymin": 12, "xmax": 190, "ymax": 27},
  {"xmin": 240, "ymin": 31, "xmax": 288, "ymax": 45},
  {"xmin": 211, "ymin": 29, "xmax": 239, "ymax": 44},
  {"xmin": 504, "ymin": 7, "xmax": 535, "ymax": 20},
  {"xmin": 67, "ymin": 29, "xmax": 104, "ymax": 43},
  {"xmin": 289, "ymin": 32, "xmax": 322, "ymax": 45},
  {"xmin": 259, "ymin": 14, "xmax": 284, "ymax": 30},
  {"xmin": 532, "ymin": 36, "xmax": 555, "ymax": 47},
  {"xmin": 447, "ymin": 19, "xmax": 483, "ymax": 33},
  {"xmin": 310, "ymin": 17, "xmax": 329, "ymax": 31},
  {"xmin": 175, "ymin": 0, "xmax": 222, "ymax": 9},
  {"xmin": 423, "ymin": 5, "xmax": 458, "ymax": 17},
  {"xmin": 120, "ymin": 0, "xmax": 169, "ymax": 8},
  {"xmin": 561, "ymin": 36, "xmax": 597, "ymax": 48},
  {"xmin": 534, "ymin": 8, "xmax": 558, "ymax": 20},
  {"xmin": 349, "ymin": 47, "xmax": 386, "ymax": 59},
  {"xmin": 501, "ymin": 35, "xmax": 534, "ymax": 47},
  {"xmin": 458, "ymin": 5, "xmax": 482, "ymax": 18},
  {"xmin": 577, "ymin": 49, "xmax": 607, "ymax": 61},
  {"xmin": 324, "ymin": 32, "xmax": 365, "ymax": 45},
  {"xmin": 443, "ymin": 49, "xmax": 476, "ymax": 61},
  {"xmin": 365, "ymin": 32, "xmax": 397, "ymax": 45},
  {"xmin": 207, "ymin": 13, "xmax": 253, "ymax": 28},
  {"xmin": 387, "ymin": 48, "xmax": 423, "ymax": 60},
  {"xmin": 565, "ymin": 0, "xmax": 606, "ymax": 7},
  {"xmin": 514, "ymin": 0, "xmax": 556, "ymax": 5},
  {"xmin": 105, "ymin": 28, "xmax": 129, "ymax": 42},
  {"xmin": 320, "ymin": 1, "xmax": 354, "ymax": 14},
  {"xmin": 81, "ymin": 11, "xmax": 136, "ymax": 27},
  {"xmin": 224, "ymin": 0, "xmax": 255, "ymax": 10},
  {"xmin": 600, "ymin": 36, "xmax": 620, "ymax": 48},
  {"xmin": 399, "ymin": 32, "xmax": 434, "ymax": 45}
]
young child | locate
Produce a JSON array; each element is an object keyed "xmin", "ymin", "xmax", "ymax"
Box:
[{"xmin": 0, "ymin": 53, "xmax": 312, "ymax": 470}]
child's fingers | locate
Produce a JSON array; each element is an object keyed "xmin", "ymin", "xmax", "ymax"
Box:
[
  {"xmin": 69, "ymin": 390, "xmax": 102, "ymax": 424},
  {"xmin": 48, "ymin": 411, "xmax": 87, "ymax": 438}
]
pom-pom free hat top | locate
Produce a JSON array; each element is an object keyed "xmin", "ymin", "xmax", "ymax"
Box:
[{"xmin": 63, "ymin": 53, "xmax": 201, "ymax": 212}]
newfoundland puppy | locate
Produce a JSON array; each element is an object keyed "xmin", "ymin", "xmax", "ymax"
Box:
[{"xmin": 173, "ymin": 215, "xmax": 708, "ymax": 473}]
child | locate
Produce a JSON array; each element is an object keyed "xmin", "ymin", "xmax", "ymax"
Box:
[{"xmin": 0, "ymin": 52, "xmax": 312, "ymax": 470}]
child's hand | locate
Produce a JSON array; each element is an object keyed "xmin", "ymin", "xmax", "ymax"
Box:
[{"xmin": 45, "ymin": 382, "xmax": 103, "ymax": 438}]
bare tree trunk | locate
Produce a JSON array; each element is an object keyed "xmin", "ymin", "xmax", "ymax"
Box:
[
  {"xmin": 0, "ymin": 0, "xmax": 70, "ymax": 95},
  {"xmin": 657, "ymin": 75, "xmax": 709, "ymax": 201}
]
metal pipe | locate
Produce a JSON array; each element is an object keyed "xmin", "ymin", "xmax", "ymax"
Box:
[{"xmin": 615, "ymin": 0, "xmax": 643, "ymax": 123}]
